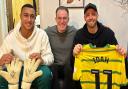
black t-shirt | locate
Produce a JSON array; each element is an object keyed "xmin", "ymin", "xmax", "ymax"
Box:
[{"xmin": 73, "ymin": 22, "xmax": 118, "ymax": 47}]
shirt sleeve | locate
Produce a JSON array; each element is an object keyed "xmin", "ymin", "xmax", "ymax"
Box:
[
  {"xmin": 40, "ymin": 31, "xmax": 54, "ymax": 65},
  {"xmin": 107, "ymin": 28, "xmax": 118, "ymax": 45},
  {"xmin": 0, "ymin": 37, "xmax": 12, "ymax": 67},
  {"xmin": 73, "ymin": 55, "xmax": 82, "ymax": 80},
  {"xmin": 0, "ymin": 37, "xmax": 12, "ymax": 59}
]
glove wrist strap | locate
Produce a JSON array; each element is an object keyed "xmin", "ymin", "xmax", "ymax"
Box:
[
  {"xmin": 8, "ymin": 84, "xmax": 18, "ymax": 89},
  {"xmin": 21, "ymin": 81, "xmax": 31, "ymax": 89}
]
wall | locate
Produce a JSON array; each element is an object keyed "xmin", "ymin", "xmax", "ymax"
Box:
[
  {"xmin": 39, "ymin": 0, "xmax": 84, "ymax": 29},
  {"xmin": 97, "ymin": 0, "xmax": 128, "ymax": 49},
  {"xmin": 39, "ymin": 0, "xmax": 128, "ymax": 49}
]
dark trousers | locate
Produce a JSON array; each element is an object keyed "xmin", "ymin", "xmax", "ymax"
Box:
[
  {"xmin": 72, "ymin": 80, "xmax": 82, "ymax": 89},
  {"xmin": 120, "ymin": 86, "xmax": 128, "ymax": 89},
  {"xmin": 50, "ymin": 64, "xmax": 73, "ymax": 89}
]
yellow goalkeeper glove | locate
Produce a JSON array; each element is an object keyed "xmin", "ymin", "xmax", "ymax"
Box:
[
  {"xmin": 0, "ymin": 58, "xmax": 22, "ymax": 89},
  {"xmin": 21, "ymin": 59, "xmax": 42, "ymax": 89}
]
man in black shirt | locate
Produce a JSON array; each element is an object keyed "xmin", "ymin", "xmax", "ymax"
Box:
[
  {"xmin": 73, "ymin": 3, "xmax": 126, "ymax": 56},
  {"xmin": 72, "ymin": 3, "xmax": 126, "ymax": 89}
]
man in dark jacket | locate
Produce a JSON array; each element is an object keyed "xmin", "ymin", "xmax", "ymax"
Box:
[{"xmin": 72, "ymin": 3, "xmax": 126, "ymax": 89}]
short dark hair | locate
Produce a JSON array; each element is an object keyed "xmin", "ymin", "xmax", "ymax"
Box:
[
  {"xmin": 84, "ymin": 3, "xmax": 98, "ymax": 14},
  {"xmin": 21, "ymin": 4, "xmax": 35, "ymax": 13},
  {"xmin": 56, "ymin": 6, "xmax": 69, "ymax": 16}
]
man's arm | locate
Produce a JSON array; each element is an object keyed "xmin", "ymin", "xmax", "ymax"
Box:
[
  {"xmin": 40, "ymin": 31, "xmax": 54, "ymax": 65},
  {"xmin": 107, "ymin": 28, "xmax": 126, "ymax": 55},
  {"xmin": 0, "ymin": 38, "xmax": 13, "ymax": 66}
]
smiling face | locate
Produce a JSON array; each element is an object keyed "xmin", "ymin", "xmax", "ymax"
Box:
[
  {"xmin": 84, "ymin": 8, "xmax": 98, "ymax": 28},
  {"xmin": 20, "ymin": 7, "xmax": 36, "ymax": 31},
  {"xmin": 55, "ymin": 9, "xmax": 69, "ymax": 33}
]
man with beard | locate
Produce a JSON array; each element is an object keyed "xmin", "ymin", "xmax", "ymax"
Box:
[{"xmin": 72, "ymin": 3, "xmax": 126, "ymax": 89}]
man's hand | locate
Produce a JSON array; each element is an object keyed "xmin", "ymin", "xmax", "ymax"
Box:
[
  {"xmin": 29, "ymin": 53, "xmax": 43, "ymax": 64},
  {"xmin": 21, "ymin": 59, "xmax": 43, "ymax": 89},
  {"xmin": 29, "ymin": 53, "xmax": 41, "ymax": 60},
  {"xmin": 0, "ymin": 53, "xmax": 14, "ymax": 66},
  {"xmin": 73, "ymin": 44, "xmax": 82, "ymax": 56},
  {"xmin": 116, "ymin": 45, "xmax": 126, "ymax": 56},
  {"xmin": 0, "ymin": 58, "xmax": 22, "ymax": 89}
]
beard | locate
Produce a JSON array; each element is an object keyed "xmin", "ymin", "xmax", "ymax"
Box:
[{"xmin": 87, "ymin": 21, "xmax": 97, "ymax": 28}]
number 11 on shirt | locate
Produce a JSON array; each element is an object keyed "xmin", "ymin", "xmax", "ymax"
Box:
[{"xmin": 91, "ymin": 69, "xmax": 112, "ymax": 89}]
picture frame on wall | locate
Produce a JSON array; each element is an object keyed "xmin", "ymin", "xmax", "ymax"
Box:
[{"xmin": 59, "ymin": 0, "xmax": 84, "ymax": 8}]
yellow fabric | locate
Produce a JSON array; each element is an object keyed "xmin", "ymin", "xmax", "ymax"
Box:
[
  {"xmin": 73, "ymin": 44, "xmax": 127, "ymax": 89},
  {"xmin": 35, "ymin": 0, "xmax": 39, "ymax": 15}
]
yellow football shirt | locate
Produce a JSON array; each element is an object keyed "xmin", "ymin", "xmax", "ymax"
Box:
[{"xmin": 73, "ymin": 44, "xmax": 127, "ymax": 89}]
